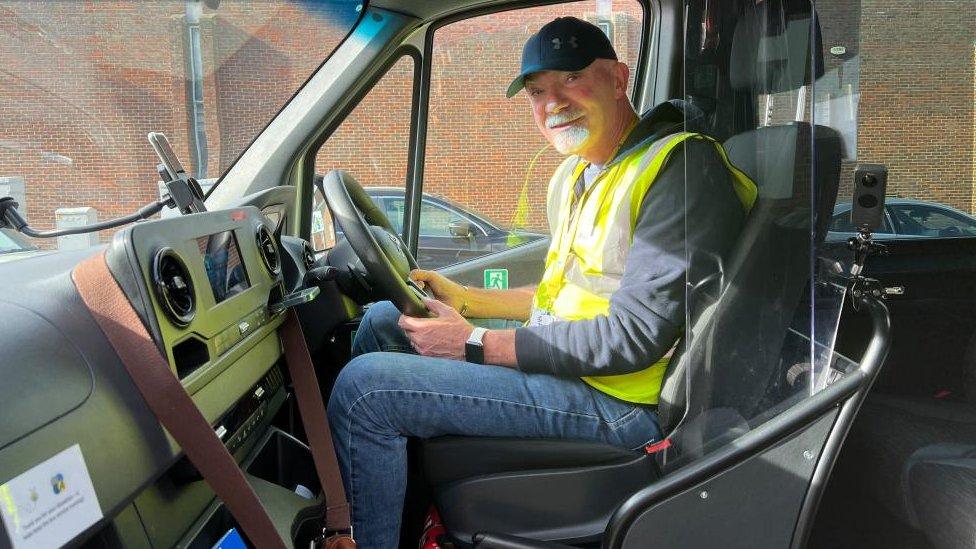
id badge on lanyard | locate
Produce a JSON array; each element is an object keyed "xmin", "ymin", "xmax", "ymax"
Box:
[
  {"xmin": 527, "ymin": 307, "xmax": 556, "ymax": 326},
  {"xmin": 537, "ymin": 163, "xmax": 595, "ymax": 313}
]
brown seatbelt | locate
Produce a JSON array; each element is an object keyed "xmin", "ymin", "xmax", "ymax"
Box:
[
  {"xmin": 280, "ymin": 310, "xmax": 355, "ymax": 548},
  {"xmin": 72, "ymin": 253, "xmax": 287, "ymax": 549}
]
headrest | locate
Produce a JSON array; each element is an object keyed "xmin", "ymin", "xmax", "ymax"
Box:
[{"xmin": 729, "ymin": 0, "xmax": 824, "ymax": 93}]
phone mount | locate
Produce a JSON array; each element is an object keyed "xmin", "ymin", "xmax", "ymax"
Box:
[
  {"xmin": 846, "ymin": 164, "xmax": 889, "ymax": 311},
  {"xmin": 847, "ymin": 230, "xmax": 887, "ymax": 310},
  {"xmin": 149, "ymin": 132, "xmax": 207, "ymax": 215}
]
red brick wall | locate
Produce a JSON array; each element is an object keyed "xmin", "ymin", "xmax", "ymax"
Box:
[
  {"xmin": 0, "ymin": 1, "xmax": 351, "ymax": 247},
  {"xmin": 0, "ymin": 2, "xmax": 188, "ymax": 244},
  {"xmin": 1, "ymin": 1, "xmax": 974, "ymax": 250},
  {"xmin": 316, "ymin": 56, "xmax": 415, "ymax": 190},
  {"xmin": 853, "ymin": 0, "xmax": 975, "ymax": 211}
]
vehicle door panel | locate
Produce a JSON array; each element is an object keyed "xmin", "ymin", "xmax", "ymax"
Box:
[
  {"xmin": 417, "ymin": 234, "xmax": 468, "ymax": 269},
  {"xmin": 833, "ymin": 237, "xmax": 976, "ymax": 399},
  {"xmin": 438, "ymin": 237, "xmax": 550, "ymax": 289}
]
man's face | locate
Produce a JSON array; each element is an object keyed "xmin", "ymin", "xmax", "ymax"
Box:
[{"xmin": 524, "ymin": 60, "xmax": 627, "ymax": 157}]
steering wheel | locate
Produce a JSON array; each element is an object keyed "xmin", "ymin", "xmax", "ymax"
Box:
[{"xmin": 319, "ymin": 169, "xmax": 430, "ymax": 317}]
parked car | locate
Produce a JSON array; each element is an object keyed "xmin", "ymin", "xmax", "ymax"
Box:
[
  {"xmin": 828, "ymin": 198, "xmax": 976, "ymax": 240},
  {"xmin": 345, "ymin": 186, "xmax": 547, "ymax": 270}
]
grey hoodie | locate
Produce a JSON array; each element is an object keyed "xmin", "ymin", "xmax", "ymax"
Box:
[{"xmin": 514, "ymin": 101, "xmax": 747, "ymax": 382}]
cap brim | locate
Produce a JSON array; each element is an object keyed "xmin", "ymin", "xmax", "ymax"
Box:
[
  {"xmin": 505, "ymin": 57, "xmax": 597, "ymax": 98},
  {"xmin": 506, "ymin": 75, "xmax": 526, "ymax": 98}
]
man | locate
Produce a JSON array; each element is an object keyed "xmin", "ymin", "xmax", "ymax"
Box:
[{"xmin": 327, "ymin": 17, "xmax": 756, "ymax": 547}]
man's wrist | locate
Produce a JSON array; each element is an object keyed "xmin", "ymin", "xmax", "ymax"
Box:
[{"xmin": 481, "ymin": 329, "xmax": 519, "ymax": 368}]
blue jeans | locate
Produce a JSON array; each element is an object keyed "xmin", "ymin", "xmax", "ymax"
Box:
[{"xmin": 326, "ymin": 301, "xmax": 663, "ymax": 548}]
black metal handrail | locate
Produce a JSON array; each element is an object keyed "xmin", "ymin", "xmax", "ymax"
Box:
[{"xmin": 472, "ymin": 294, "xmax": 891, "ymax": 549}]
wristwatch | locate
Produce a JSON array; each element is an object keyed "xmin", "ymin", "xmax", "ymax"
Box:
[{"xmin": 465, "ymin": 326, "xmax": 488, "ymax": 364}]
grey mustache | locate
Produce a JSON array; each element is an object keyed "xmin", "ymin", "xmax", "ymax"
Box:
[{"xmin": 546, "ymin": 111, "xmax": 583, "ymax": 129}]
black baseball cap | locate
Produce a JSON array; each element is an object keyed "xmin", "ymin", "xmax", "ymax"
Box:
[{"xmin": 506, "ymin": 17, "xmax": 618, "ymax": 98}]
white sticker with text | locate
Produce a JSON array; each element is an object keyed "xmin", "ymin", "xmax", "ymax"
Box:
[{"xmin": 0, "ymin": 444, "xmax": 103, "ymax": 549}]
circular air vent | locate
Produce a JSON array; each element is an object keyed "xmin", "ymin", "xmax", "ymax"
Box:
[
  {"xmin": 256, "ymin": 225, "xmax": 280, "ymax": 275},
  {"xmin": 152, "ymin": 248, "xmax": 195, "ymax": 327},
  {"xmin": 302, "ymin": 241, "xmax": 316, "ymax": 270}
]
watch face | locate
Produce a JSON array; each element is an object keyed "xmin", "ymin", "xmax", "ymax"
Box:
[
  {"xmin": 465, "ymin": 332, "xmax": 486, "ymax": 364},
  {"xmin": 465, "ymin": 345, "xmax": 484, "ymax": 364}
]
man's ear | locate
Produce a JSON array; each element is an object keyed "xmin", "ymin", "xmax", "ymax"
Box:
[{"xmin": 613, "ymin": 62, "xmax": 630, "ymax": 99}]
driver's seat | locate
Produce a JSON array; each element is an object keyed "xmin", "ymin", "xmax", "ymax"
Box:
[
  {"xmin": 421, "ymin": 120, "xmax": 842, "ymax": 545},
  {"xmin": 420, "ymin": 6, "xmax": 837, "ymax": 545}
]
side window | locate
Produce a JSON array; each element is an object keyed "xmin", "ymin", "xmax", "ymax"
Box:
[
  {"xmin": 829, "ymin": 210, "xmax": 893, "ymax": 234},
  {"xmin": 419, "ymin": 201, "xmax": 465, "ymax": 237},
  {"xmin": 890, "ymin": 204, "xmax": 976, "ymax": 238},
  {"xmin": 382, "ymin": 198, "xmax": 406, "ymax": 233},
  {"xmin": 419, "ymin": 1, "xmax": 646, "ymax": 270},
  {"xmin": 310, "ymin": 190, "xmax": 336, "ymax": 251},
  {"xmin": 311, "ymin": 56, "xmax": 415, "ymax": 250},
  {"xmin": 815, "ymin": 1, "xmax": 974, "ymax": 240}
]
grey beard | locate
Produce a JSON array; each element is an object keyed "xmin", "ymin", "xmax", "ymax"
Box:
[{"xmin": 552, "ymin": 125, "xmax": 590, "ymax": 155}]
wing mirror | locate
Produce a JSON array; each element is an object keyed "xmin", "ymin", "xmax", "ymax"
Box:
[{"xmin": 448, "ymin": 219, "xmax": 475, "ymax": 239}]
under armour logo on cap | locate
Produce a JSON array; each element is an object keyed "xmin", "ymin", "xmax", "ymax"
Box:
[{"xmin": 551, "ymin": 36, "xmax": 580, "ymax": 50}]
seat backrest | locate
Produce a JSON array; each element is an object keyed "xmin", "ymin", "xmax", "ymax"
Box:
[
  {"xmin": 656, "ymin": 1, "xmax": 840, "ymax": 439},
  {"xmin": 657, "ymin": 123, "xmax": 841, "ymax": 435}
]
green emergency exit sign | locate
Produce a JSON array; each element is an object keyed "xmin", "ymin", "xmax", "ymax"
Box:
[{"xmin": 483, "ymin": 268, "xmax": 509, "ymax": 290}]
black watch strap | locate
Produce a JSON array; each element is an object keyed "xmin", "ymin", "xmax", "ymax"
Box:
[{"xmin": 465, "ymin": 326, "xmax": 488, "ymax": 364}]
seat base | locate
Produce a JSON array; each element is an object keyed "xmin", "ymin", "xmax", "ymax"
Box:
[
  {"xmin": 422, "ymin": 437, "xmax": 656, "ymax": 545},
  {"xmin": 422, "ymin": 436, "xmax": 647, "ymax": 486}
]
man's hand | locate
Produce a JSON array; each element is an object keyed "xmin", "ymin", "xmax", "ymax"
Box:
[
  {"xmin": 409, "ymin": 269, "xmax": 467, "ymax": 312},
  {"xmin": 411, "ymin": 269, "xmax": 537, "ymax": 321},
  {"xmin": 399, "ymin": 298, "xmax": 473, "ymax": 360}
]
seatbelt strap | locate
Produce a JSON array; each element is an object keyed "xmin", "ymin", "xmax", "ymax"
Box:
[
  {"xmin": 279, "ymin": 310, "xmax": 353, "ymax": 541},
  {"xmin": 72, "ymin": 253, "xmax": 286, "ymax": 549}
]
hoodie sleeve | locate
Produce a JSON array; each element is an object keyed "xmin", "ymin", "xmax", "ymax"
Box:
[{"xmin": 513, "ymin": 139, "xmax": 747, "ymax": 377}]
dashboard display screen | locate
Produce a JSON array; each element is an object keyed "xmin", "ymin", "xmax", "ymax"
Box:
[{"xmin": 197, "ymin": 231, "xmax": 249, "ymax": 303}]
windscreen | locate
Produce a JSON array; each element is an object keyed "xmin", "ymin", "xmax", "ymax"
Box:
[
  {"xmin": 0, "ymin": 0, "xmax": 362, "ymax": 250},
  {"xmin": 659, "ymin": 0, "xmax": 860, "ymax": 469}
]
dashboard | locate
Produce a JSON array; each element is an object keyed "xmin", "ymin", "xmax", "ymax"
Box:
[
  {"xmin": 113, "ymin": 207, "xmax": 286, "ymax": 393},
  {"xmin": 0, "ymin": 188, "xmax": 353, "ymax": 548}
]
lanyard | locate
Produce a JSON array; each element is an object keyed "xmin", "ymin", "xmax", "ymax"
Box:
[
  {"xmin": 537, "ymin": 162, "xmax": 610, "ymax": 310},
  {"xmin": 537, "ymin": 117, "xmax": 640, "ymax": 311}
]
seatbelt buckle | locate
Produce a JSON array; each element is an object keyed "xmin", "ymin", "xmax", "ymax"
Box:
[{"xmin": 644, "ymin": 438, "xmax": 672, "ymax": 455}]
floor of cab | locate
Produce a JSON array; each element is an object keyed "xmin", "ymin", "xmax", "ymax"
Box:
[{"xmin": 810, "ymin": 471, "xmax": 935, "ymax": 549}]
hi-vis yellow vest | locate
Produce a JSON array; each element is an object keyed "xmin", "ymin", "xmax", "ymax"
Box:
[{"xmin": 530, "ymin": 132, "xmax": 758, "ymax": 405}]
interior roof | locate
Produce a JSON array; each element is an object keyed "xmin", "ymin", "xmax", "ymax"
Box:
[{"xmin": 370, "ymin": 0, "xmax": 674, "ymax": 25}]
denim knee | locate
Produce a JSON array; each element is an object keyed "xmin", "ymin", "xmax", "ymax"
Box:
[
  {"xmin": 328, "ymin": 354, "xmax": 384, "ymax": 418},
  {"xmin": 361, "ymin": 300, "xmax": 400, "ymax": 334},
  {"xmin": 352, "ymin": 301, "xmax": 404, "ymax": 356}
]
